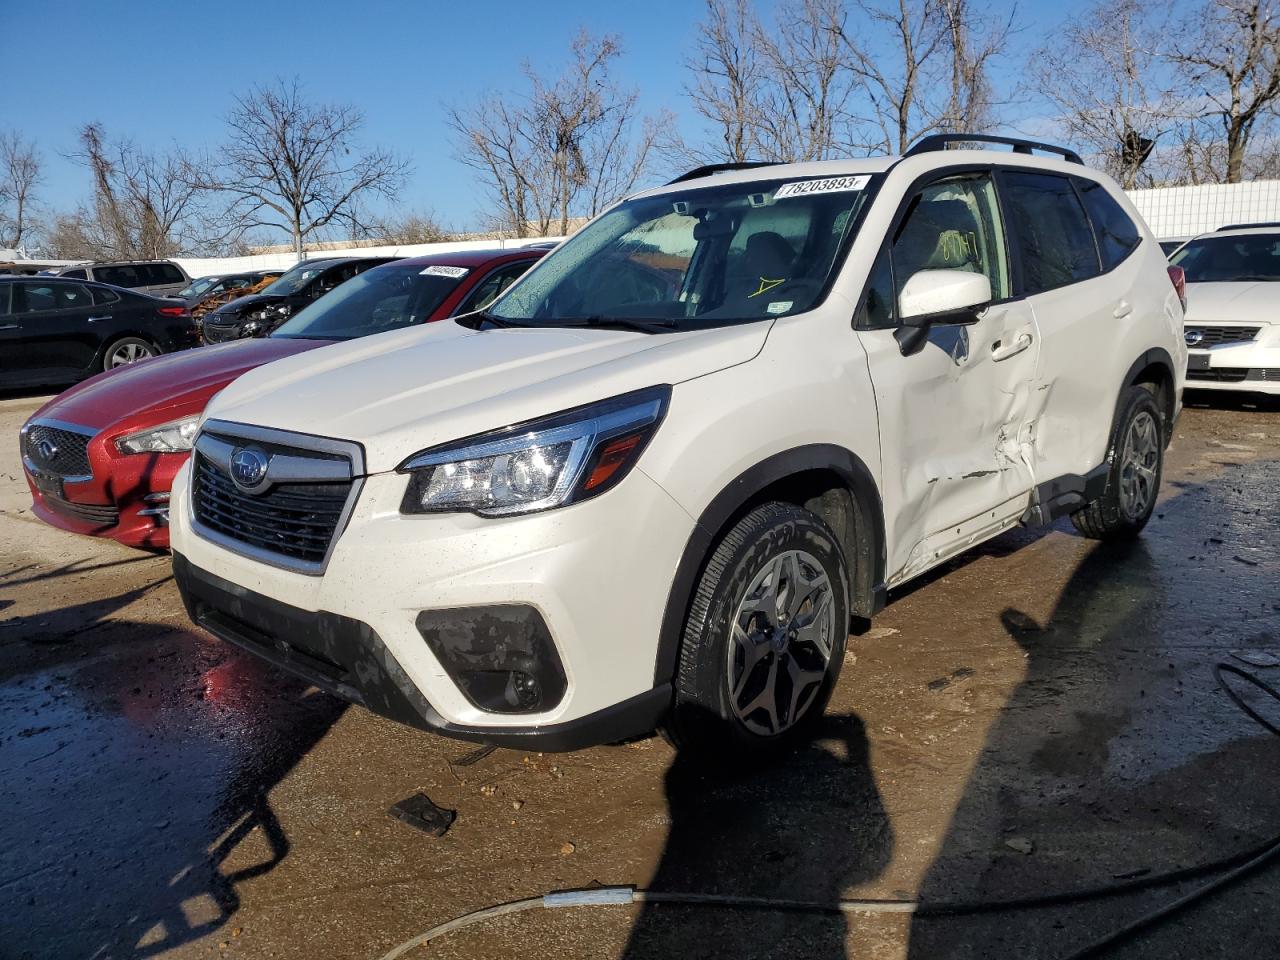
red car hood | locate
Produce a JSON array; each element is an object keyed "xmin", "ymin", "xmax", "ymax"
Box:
[{"xmin": 32, "ymin": 338, "xmax": 326, "ymax": 431}]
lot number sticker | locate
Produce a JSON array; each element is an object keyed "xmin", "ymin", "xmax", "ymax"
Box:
[
  {"xmin": 774, "ymin": 175, "xmax": 870, "ymax": 199},
  {"xmin": 421, "ymin": 265, "xmax": 470, "ymax": 278}
]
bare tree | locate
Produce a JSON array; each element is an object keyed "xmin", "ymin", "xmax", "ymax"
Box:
[
  {"xmin": 201, "ymin": 79, "xmax": 410, "ymax": 257},
  {"xmin": 1033, "ymin": 0, "xmax": 1173, "ymax": 187},
  {"xmin": 677, "ymin": 0, "xmax": 767, "ymax": 163},
  {"xmin": 449, "ymin": 31, "xmax": 656, "ymax": 237},
  {"xmin": 1167, "ymin": 0, "xmax": 1280, "ymax": 182},
  {"xmin": 366, "ymin": 210, "xmax": 453, "ymax": 244},
  {"xmin": 938, "ymin": 0, "xmax": 1015, "ymax": 133},
  {"xmin": 58, "ymin": 123, "xmax": 220, "ymax": 259},
  {"xmin": 0, "ymin": 131, "xmax": 41, "ymax": 250}
]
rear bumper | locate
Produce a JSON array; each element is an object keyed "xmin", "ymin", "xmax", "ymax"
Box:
[{"xmin": 173, "ymin": 553, "xmax": 672, "ymax": 751}]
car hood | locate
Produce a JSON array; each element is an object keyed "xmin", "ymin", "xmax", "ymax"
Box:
[
  {"xmin": 1184, "ymin": 281, "xmax": 1280, "ymax": 324},
  {"xmin": 206, "ymin": 293, "xmax": 287, "ymax": 319},
  {"xmin": 32, "ymin": 338, "xmax": 324, "ymax": 432},
  {"xmin": 206, "ymin": 319, "xmax": 774, "ymax": 473}
]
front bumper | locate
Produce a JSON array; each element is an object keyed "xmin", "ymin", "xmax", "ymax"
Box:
[
  {"xmin": 169, "ymin": 460, "xmax": 697, "ymax": 747},
  {"xmin": 22, "ymin": 440, "xmax": 186, "ymax": 549},
  {"xmin": 173, "ymin": 554, "xmax": 671, "ymax": 750},
  {"xmin": 1184, "ymin": 324, "xmax": 1280, "ymax": 395}
]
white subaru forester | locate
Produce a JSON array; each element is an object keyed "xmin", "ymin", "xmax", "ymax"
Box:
[{"xmin": 171, "ymin": 135, "xmax": 1187, "ymax": 758}]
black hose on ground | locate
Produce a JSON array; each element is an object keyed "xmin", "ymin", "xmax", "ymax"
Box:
[{"xmin": 376, "ymin": 663, "xmax": 1280, "ymax": 960}]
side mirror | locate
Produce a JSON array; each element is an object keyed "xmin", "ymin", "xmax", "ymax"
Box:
[{"xmin": 894, "ymin": 269, "xmax": 992, "ymax": 356}]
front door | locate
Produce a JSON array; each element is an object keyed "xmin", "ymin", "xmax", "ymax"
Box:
[
  {"xmin": 0, "ymin": 283, "xmax": 25, "ymax": 384},
  {"xmin": 858, "ymin": 172, "xmax": 1041, "ymax": 583},
  {"xmin": 14, "ymin": 281, "xmax": 104, "ymax": 380}
]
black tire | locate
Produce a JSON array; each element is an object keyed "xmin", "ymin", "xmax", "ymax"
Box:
[
  {"xmin": 1071, "ymin": 385, "xmax": 1164, "ymax": 540},
  {"xmin": 101, "ymin": 336, "xmax": 158, "ymax": 371},
  {"xmin": 664, "ymin": 501, "xmax": 850, "ymax": 761}
]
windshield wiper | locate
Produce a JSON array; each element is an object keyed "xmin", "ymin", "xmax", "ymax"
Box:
[
  {"xmin": 455, "ymin": 310, "xmax": 527, "ymax": 330},
  {"xmin": 543, "ymin": 316, "xmax": 679, "ymax": 334}
]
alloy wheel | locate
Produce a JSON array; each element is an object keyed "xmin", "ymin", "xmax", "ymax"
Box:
[
  {"xmin": 1118, "ymin": 410, "xmax": 1160, "ymax": 520},
  {"xmin": 726, "ymin": 549, "xmax": 836, "ymax": 737},
  {"xmin": 107, "ymin": 342, "xmax": 154, "ymax": 368}
]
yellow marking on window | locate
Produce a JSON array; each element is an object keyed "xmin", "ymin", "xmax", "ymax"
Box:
[{"xmin": 749, "ymin": 277, "xmax": 786, "ymax": 298}]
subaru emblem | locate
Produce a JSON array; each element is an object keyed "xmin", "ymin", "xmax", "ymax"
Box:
[
  {"xmin": 1184, "ymin": 328, "xmax": 1204, "ymax": 346},
  {"xmin": 229, "ymin": 446, "xmax": 271, "ymax": 493}
]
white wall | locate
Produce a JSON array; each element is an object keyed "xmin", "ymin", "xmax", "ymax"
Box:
[
  {"xmin": 1126, "ymin": 180, "xmax": 1280, "ymax": 240},
  {"xmin": 173, "ymin": 236, "xmax": 560, "ymax": 278}
]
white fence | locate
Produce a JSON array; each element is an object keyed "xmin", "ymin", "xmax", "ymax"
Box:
[
  {"xmin": 1126, "ymin": 180, "xmax": 1280, "ymax": 240},
  {"xmin": 172, "ymin": 236, "xmax": 560, "ymax": 278}
]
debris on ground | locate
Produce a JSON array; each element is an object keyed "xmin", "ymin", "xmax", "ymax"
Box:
[
  {"xmin": 1004, "ymin": 836, "xmax": 1034, "ymax": 854},
  {"xmin": 387, "ymin": 793, "xmax": 456, "ymax": 837}
]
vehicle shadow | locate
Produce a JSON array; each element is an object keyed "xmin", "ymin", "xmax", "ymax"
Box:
[
  {"xmin": 0, "ymin": 592, "xmax": 346, "ymax": 957},
  {"xmin": 905, "ymin": 463, "xmax": 1280, "ymax": 958},
  {"xmin": 620, "ymin": 711, "xmax": 892, "ymax": 959}
]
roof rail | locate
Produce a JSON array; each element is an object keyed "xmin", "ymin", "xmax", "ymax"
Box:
[
  {"xmin": 905, "ymin": 133, "xmax": 1083, "ymax": 165},
  {"xmin": 666, "ymin": 161, "xmax": 779, "ymax": 185},
  {"xmin": 1217, "ymin": 221, "xmax": 1280, "ymax": 232}
]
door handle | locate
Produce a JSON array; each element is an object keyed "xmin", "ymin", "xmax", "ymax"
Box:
[
  {"xmin": 87, "ymin": 315, "xmax": 112, "ymax": 322},
  {"xmin": 1113, "ymin": 300, "xmax": 1133, "ymax": 319},
  {"xmin": 991, "ymin": 332, "xmax": 1033, "ymax": 362},
  {"xmin": 0, "ymin": 323, "xmax": 18, "ymax": 331}
]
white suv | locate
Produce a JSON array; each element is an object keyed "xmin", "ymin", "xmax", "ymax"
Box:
[
  {"xmin": 170, "ymin": 135, "xmax": 1186, "ymax": 758},
  {"xmin": 1169, "ymin": 224, "xmax": 1280, "ymax": 395}
]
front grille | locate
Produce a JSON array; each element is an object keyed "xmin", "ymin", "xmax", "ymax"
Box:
[
  {"xmin": 1188, "ymin": 367, "xmax": 1251, "ymax": 382},
  {"xmin": 1184, "ymin": 325, "xmax": 1260, "ymax": 347},
  {"xmin": 192, "ymin": 452, "xmax": 353, "ymax": 566},
  {"xmin": 23, "ymin": 423, "xmax": 93, "ymax": 478},
  {"xmin": 43, "ymin": 494, "xmax": 119, "ymax": 526}
]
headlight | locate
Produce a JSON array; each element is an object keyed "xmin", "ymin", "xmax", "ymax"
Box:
[
  {"xmin": 115, "ymin": 415, "xmax": 201, "ymax": 454},
  {"xmin": 399, "ymin": 386, "xmax": 670, "ymax": 517}
]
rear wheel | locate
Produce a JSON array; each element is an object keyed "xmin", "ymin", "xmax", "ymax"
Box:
[
  {"xmin": 664, "ymin": 502, "xmax": 850, "ymax": 761},
  {"xmin": 102, "ymin": 337, "xmax": 157, "ymax": 371},
  {"xmin": 1071, "ymin": 385, "xmax": 1164, "ymax": 540}
]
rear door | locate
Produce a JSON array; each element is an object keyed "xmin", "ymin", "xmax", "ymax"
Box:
[
  {"xmin": 0, "ymin": 284, "xmax": 24, "ymax": 383},
  {"xmin": 10, "ymin": 281, "xmax": 104, "ymax": 380},
  {"xmin": 997, "ymin": 170, "xmax": 1136, "ymax": 485},
  {"xmin": 859, "ymin": 171, "xmax": 1041, "ymax": 583}
]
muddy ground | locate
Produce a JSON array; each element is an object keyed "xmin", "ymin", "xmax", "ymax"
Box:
[{"xmin": 1, "ymin": 389, "xmax": 1278, "ymax": 960}]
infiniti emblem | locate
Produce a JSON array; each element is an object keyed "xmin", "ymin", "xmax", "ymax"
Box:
[
  {"xmin": 1185, "ymin": 328, "xmax": 1204, "ymax": 346},
  {"xmin": 35, "ymin": 438, "xmax": 59, "ymax": 462},
  {"xmin": 229, "ymin": 446, "xmax": 271, "ymax": 493}
]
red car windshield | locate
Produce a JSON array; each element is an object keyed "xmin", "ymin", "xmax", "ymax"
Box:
[{"xmin": 271, "ymin": 263, "xmax": 469, "ymax": 341}]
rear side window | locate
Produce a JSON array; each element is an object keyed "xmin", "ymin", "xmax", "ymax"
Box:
[
  {"xmin": 0, "ymin": 284, "xmax": 10, "ymax": 313},
  {"xmin": 1000, "ymin": 171, "xmax": 1101, "ymax": 294},
  {"xmin": 92, "ymin": 286, "xmax": 121, "ymax": 305},
  {"xmin": 1076, "ymin": 179, "xmax": 1142, "ymax": 269},
  {"xmin": 96, "ymin": 265, "xmax": 143, "ymax": 287},
  {"xmin": 153, "ymin": 262, "xmax": 186, "ymax": 284}
]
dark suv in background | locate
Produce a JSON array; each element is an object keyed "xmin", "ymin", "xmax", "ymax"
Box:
[
  {"xmin": 51, "ymin": 260, "xmax": 191, "ymax": 297},
  {"xmin": 0, "ymin": 276, "xmax": 197, "ymax": 387},
  {"xmin": 200, "ymin": 256, "xmax": 400, "ymax": 342}
]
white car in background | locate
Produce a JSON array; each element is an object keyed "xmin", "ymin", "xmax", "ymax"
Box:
[
  {"xmin": 170, "ymin": 135, "xmax": 1186, "ymax": 760},
  {"xmin": 1170, "ymin": 224, "xmax": 1280, "ymax": 395}
]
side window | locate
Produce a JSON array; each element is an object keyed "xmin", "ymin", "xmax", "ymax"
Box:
[
  {"xmin": 857, "ymin": 247, "xmax": 896, "ymax": 329},
  {"xmin": 1000, "ymin": 171, "xmax": 1101, "ymax": 294},
  {"xmin": 1076, "ymin": 178, "xmax": 1142, "ymax": 270},
  {"xmin": 92, "ymin": 286, "xmax": 120, "ymax": 306},
  {"xmin": 16, "ymin": 283, "xmax": 60, "ymax": 313},
  {"xmin": 98, "ymin": 265, "xmax": 143, "ymax": 288},
  {"xmin": 155, "ymin": 263, "xmax": 186, "ymax": 284},
  {"xmin": 456, "ymin": 262, "xmax": 534, "ymax": 314},
  {"xmin": 54, "ymin": 283, "xmax": 94, "ymax": 309},
  {"xmin": 0, "ymin": 284, "xmax": 10, "ymax": 314},
  {"xmin": 60, "ymin": 269, "xmax": 87, "ymax": 280},
  {"xmin": 891, "ymin": 174, "xmax": 1010, "ymax": 306}
]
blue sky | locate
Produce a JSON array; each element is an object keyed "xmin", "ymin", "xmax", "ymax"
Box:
[{"xmin": 7, "ymin": 0, "xmax": 1063, "ymax": 239}]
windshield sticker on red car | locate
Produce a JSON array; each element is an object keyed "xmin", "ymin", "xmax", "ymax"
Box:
[
  {"xmin": 774, "ymin": 175, "xmax": 870, "ymax": 200},
  {"xmin": 421, "ymin": 265, "xmax": 470, "ymax": 278}
]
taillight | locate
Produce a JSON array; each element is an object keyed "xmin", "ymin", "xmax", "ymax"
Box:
[
  {"xmin": 1166, "ymin": 265, "xmax": 1187, "ymax": 311},
  {"xmin": 157, "ymin": 305, "xmax": 188, "ymax": 317}
]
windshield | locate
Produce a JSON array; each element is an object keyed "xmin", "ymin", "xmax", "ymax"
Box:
[
  {"xmin": 271, "ymin": 263, "xmax": 466, "ymax": 340},
  {"xmin": 179, "ymin": 276, "xmax": 219, "ymax": 298},
  {"xmin": 488, "ymin": 175, "xmax": 877, "ymax": 330},
  {"xmin": 261, "ymin": 261, "xmax": 333, "ymax": 296},
  {"xmin": 1169, "ymin": 234, "xmax": 1280, "ymax": 282}
]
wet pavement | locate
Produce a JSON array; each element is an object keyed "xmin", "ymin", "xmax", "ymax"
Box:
[{"xmin": 1, "ymin": 389, "xmax": 1278, "ymax": 960}]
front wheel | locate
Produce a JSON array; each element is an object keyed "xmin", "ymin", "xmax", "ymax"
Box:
[
  {"xmin": 1071, "ymin": 385, "xmax": 1164, "ymax": 540},
  {"xmin": 664, "ymin": 502, "xmax": 850, "ymax": 761}
]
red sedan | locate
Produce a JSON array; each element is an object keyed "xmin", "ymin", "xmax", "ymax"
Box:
[{"xmin": 19, "ymin": 247, "xmax": 545, "ymax": 549}]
